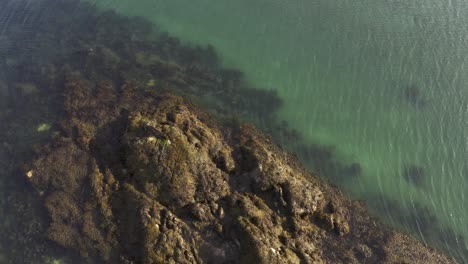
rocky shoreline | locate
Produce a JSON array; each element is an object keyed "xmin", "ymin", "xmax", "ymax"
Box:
[
  {"xmin": 0, "ymin": 0, "xmax": 463, "ymax": 262},
  {"xmin": 24, "ymin": 77, "xmax": 455, "ymax": 263}
]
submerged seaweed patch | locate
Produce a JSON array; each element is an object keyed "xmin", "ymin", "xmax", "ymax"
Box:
[
  {"xmin": 366, "ymin": 193, "xmax": 468, "ymax": 262},
  {"xmin": 0, "ymin": 0, "xmax": 463, "ymax": 263}
]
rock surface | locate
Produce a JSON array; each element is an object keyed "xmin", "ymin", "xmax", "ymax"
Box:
[{"xmin": 25, "ymin": 78, "xmax": 455, "ymax": 264}]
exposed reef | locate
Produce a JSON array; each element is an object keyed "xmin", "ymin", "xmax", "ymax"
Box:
[
  {"xmin": 24, "ymin": 77, "xmax": 455, "ymax": 263},
  {"xmin": 0, "ymin": 0, "xmax": 464, "ymax": 263}
]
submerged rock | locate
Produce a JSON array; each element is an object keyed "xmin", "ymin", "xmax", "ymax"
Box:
[
  {"xmin": 402, "ymin": 164, "xmax": 426, "ymax": 187},
  {"xmin": 24, "ymin": 79, "xmax": 455, "ymax": 264},
  {"xmin": 402, "ymin": 84, "xmax": 427, "ymax": 108}
]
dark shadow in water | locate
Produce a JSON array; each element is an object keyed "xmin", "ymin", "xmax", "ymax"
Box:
[
  {"xmin": 294, "ymin": 143, "xmax": 362, "ymax": 182},
  {"xmin": 401, "ymin": 84, "xmax": 427, "ymax": 108},
  {"xmin": 401, "ymin": 164, "xmax": 426, "ymax": 188}
]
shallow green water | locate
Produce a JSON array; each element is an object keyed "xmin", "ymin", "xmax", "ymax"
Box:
[
  {"xmin": 94, "ymin": 0, "xmax": 468, "ymax": 259},
  {"xmin": 0, "ymin": 0, "xmax": 467, "ymax": 262}
]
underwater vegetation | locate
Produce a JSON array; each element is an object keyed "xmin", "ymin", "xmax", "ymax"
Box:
[
  {"xmin": 368, "ymin": 193, "xmax": 468, "ymax": 263},
  {"xmin": 0, "ymin": 0, "xmax": 464, "ymax": 262},
  {"xmin": 0, "ymin": 0, "xmax": 357, "ymax": 184},
  {"xmin": 294, "ymin": 143, "xmax": 362, "ymax": 183}
]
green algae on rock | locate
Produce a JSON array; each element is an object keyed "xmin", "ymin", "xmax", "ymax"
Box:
[{"xmin": 24, "ymin": 77, "xmax": 455, "ymax": 264}]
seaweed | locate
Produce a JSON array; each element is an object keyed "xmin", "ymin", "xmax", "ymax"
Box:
[
  {"xmin": 2, "ymin": 0, "xmax": 358, "ymax": 189},
  {"xmin": 366, "ymin": 193, "xmax": 468, "ymax": 263},
  {"xmin": 0, "ymin": 0, "xmax": 462, "ymax": 263}
]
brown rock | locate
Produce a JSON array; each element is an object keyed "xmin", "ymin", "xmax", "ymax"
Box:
[{"xmin": 25, "ymin": 79, "xmax": 455, "ymax": 264}]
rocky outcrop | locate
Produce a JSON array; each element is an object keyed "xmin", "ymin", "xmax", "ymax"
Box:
[
  {"xmin": 25, "ymin": 78, "xmax": 455, "ymax": 264},
  {"xmin": 0, "ymin": 1, "xmax": 460, "ymax": 262}
]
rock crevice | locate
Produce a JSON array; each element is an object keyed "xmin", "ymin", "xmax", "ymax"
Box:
[{"xmin": 26, "ymin": 79, "xmax": 455, "ymax": 264}]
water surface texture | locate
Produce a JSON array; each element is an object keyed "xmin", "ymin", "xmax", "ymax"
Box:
[
  {"xmin": 95, "ymin": 0, "xmax": 468, "ymax": 260},
  {"xmin": 0, "ymin": 0, "xmax": 467, "ymax": 262}
]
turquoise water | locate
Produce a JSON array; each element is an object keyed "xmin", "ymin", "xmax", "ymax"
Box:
[{"xmin": 94, "ymin": 0, "xmax": 468, "ymax": 259}]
